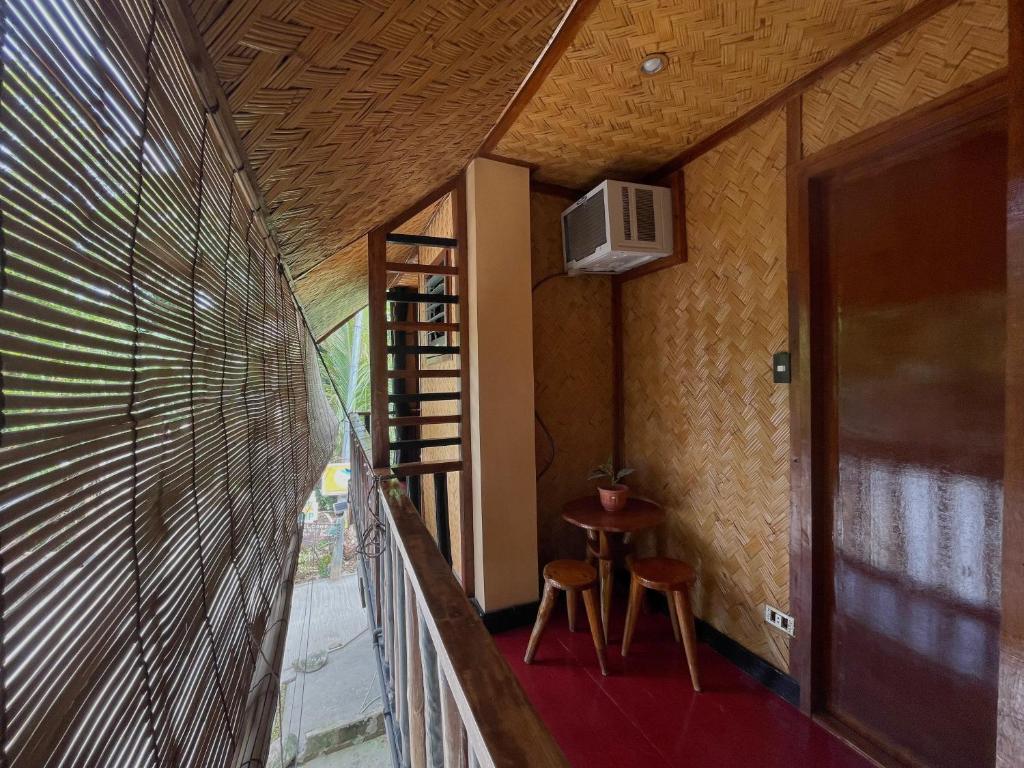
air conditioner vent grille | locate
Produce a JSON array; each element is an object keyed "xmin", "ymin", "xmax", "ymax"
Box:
[
  {"xmin": 565, "ymin": 188, "xmax": 607, "ymax": 262},
  {"xmin": 621, "ymin": 186, "xmax": 632, "ymax": 241},
  {"xmin": 561, "ymin": 180, "xmax": 672, "ymax": 274},
  {"xmin": 635, "ymin": 187, "xmax": 656, "ymax": 242}
]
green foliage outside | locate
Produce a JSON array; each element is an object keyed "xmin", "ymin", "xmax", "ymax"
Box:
[
  {"xmin": 296, "ymin": 537, "xmax": 334, "ymax": 582},
  {"xmin": 318, "ymin": 307, "xmax": 370, "ymax": 421}
]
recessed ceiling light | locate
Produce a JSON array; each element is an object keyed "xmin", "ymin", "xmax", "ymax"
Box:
[{"xmin": 640, "ymin": 53, "xmax": 668, "ymax": 76}]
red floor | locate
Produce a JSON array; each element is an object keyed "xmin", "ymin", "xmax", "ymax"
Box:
[{"xmin": 493, "ymin": 605, "xmax": 873, "ymax": 768}]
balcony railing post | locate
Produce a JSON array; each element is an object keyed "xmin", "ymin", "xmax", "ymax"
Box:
[
  {"xmin": 382, "ymin": 527, "xmax": 395, "ymax": 711},
  {"xmin": 406, "ymin": 575, "xmax": 427, "ymax": 768},
  {"xmin": 345, "ymin": 412, "xmax": 568, "ymax": 768},
  {"xmin": 371, "ymin": 465, "xmax": 383, "ymax": 631},
  {"xmin": 420, "ymin": 617, "xmax": 444, "ymax": 768},
  {"xmin": 439, "ymin": 670, "xmax": 468, "ymax": 768},
  {"xmin": 350, "ymin": 429, "xmax": 402, "ymax": 768},
  {"xmin": 395, "ymin": 543, "xmax": 410, "ymax": 765}
]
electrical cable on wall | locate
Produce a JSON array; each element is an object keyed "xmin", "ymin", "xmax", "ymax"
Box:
[
  {"xmin": 532, "ymin": 271, "xmax": 569, "ymax": 479},
  {"xmin": 536, "ymin": 412, "xmax": 557, "ymax": 480}
]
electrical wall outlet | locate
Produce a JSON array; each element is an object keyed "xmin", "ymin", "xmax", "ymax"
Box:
[{"xmin": 764, "ymin": 605, "xmax": 795, "ymax": 637}]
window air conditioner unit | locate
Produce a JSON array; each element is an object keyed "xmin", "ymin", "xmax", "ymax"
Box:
[{"xmin": 561, "ymin": 180, "xmax": 673, "ymax": 275}]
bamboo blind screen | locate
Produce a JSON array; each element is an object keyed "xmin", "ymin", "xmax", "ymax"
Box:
[{"xmin": 0, "ymin": 0, "xmax": 337, "ymax": 765}]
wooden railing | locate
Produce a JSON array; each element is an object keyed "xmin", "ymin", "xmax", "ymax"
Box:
[{"xmin": 347, "ymin": 414, "xmax": 568, "ymax": 768}]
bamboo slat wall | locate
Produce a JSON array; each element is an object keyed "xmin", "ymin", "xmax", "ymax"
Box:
[
  {"xmin": 0, "ymin": 0, "xmax": 338, "ymax": 761},
  {"xmin": 803, "ymin": 0, "xmax": 1008, "ymax": 155},
  {"xmin": 185, "ymin": 0, "xmax": 570, "ymax": 337},
  {"xmin": 495, "ymin": 0, "xmax": 921, "ymax": 189},
  {"xmin": 622, "ymin": 110, "xmax": 792, "ymax": 671},
  {"xmin": 530, "ymin": 192, "xmax": 616, "ymax": 567}
]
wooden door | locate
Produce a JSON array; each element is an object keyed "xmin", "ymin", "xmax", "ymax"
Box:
[{"xmin": 816, "ymin": 126, "xmax": 1006, "ymax": 767}]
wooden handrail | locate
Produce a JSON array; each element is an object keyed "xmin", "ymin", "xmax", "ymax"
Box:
[{"xmin": 347, "ymin": 415, "xmax": 568, "ymax": 768}]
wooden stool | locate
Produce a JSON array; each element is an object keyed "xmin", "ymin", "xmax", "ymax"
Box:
[
  {"xmin": 621, "ymin": 557, "xmax": 701, "ymax": 691},
  {"xmin": 524, "ymin": 560, "xmax": 608, "ymax": 676}
]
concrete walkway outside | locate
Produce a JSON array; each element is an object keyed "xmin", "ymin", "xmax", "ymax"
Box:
[
  {"xmin": 303, "ymin": 736, "xmax": 390, "ymax": 768},
  {"xmin": 269, "ymin": 571, "xmax": 387, "ymax": 766},
  {"xmin": 283, "ymin": 572, "xmax": 366, "ymax": 667}
]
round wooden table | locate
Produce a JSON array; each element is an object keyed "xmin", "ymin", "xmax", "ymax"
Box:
[{"xmin": 562, "ymin": 496, "xmax": 665, "ymax": 642}]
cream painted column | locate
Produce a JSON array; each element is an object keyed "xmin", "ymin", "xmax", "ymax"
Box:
[{"xmin": 465, "ymin": 157, "xmax": 539, "ymax": 612}]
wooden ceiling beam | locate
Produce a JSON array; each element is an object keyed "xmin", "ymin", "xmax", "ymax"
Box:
[
  {"xmin": 644, "ymin": 0, "xmax": 960, "ymax": 181},
  {"xmin": 316, "ymin": 303, "xmax": 366, "ymax": 344},
  {"xmin": 530, "ymin": 179, "xmax": 584, "ymax": 200},
  {"xmin": 480, "ymin": 152, "xmax": 536, "ymax": 170},
  {"xmin": 476, "ymin": 0, "xmax": 603, "ymax": 158}
]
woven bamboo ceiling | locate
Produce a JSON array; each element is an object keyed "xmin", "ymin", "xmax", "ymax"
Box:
[
  {"xmin": 495, "ymin": 0, "xmax": 923, "ymax": 188},
  {"xmin": 189, "ymin": 0, "xmax": 927, "ymax": 338},
  {"xmin": 186, "ymin": 0, "xmax": 571, "ymax": 337},
  {"xmin": 295, "ymin": 198, "xmax": 445, "ymax": 338}
]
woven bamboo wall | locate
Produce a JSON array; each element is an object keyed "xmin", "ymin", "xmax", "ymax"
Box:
[
  {"xmin": 622, "ymin": 109, "xmax": 792, "ymax": 671},
  {"xmin": 530, "ymin": 191, "xmax": 616, "ymax": 567},
  {"xmin": 614, "ymin": 0, "xmax": 1010, "ymax": 674},
  {"xmin": 803, "ymin": 0, "xmax": 1009, "ymax": 155}
]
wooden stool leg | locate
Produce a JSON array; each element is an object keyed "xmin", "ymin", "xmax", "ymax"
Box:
[
  {"xmin": 598, "ymin": 552, "xmax": 610, "ymax": 643},
  {"xmin": 566, "ymin": 588, "xmax": 578, "ymax": 632},
  {"xmin": 667, "ymin": 591, "xmax": 681, "ymax": 642},
  {"xmin": 621, "ymin": 575, "xmax": 644, "ymax": 657},
  {"xmin": 581, "ymin": 587, "xmax": 608, "ymax": 676},
  {"xmin": 525, "ymin": 583, "xmax": 558, "ymax": 664},
  {"xmin": 672, "ymin": 589, "xmax": 701, "ymax": 692}
]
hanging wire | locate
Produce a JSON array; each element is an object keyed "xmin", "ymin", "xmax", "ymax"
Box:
[
  {"xmin": 239, "ymin": 210, "xmax": 276, "ymax": 621},
  {"xmin": 290, "ymin": 523, "xmax": 318, "ymax": 765},
  {"xmin": 278, "ymin": 269, "xmax": 302, "ymax": 535},
  {"xmin": 186, "ymin": 117, "xmax": 236, "ymax": 750},
  {"xmin": 0, "ymin": 0, "xmax": 10, "ymax": 760},
  {"xmin": 124, "ymin": 1, "xmax": 162, "ymax": 761},
  {"xmin": 355, "ymin": 471, "xmax": 389, "ymax": 560},
  {"xmin": 300, "ymin": 310, "xmax": 391, "ymax": 561},
  {"xmin": 536, "ymin": 411, "xmax": 557, "ymax": 480},
  {"xmin": 531, "ymin": 271, "xmax": 569, "ymax": 480},
  {"xmin": 311, "ymin": 329, "xmax": 349, "ymax": 417},
  {"xmin": 217, "ymin": 180, "xmax": 260, "ymax": 670},
  {"xmin": 231, "ymin": 209, "xmax": 294, "ymax": 750},
  {"xmin": 258, "ymin": 235, "xmax": 284, "ymax": 576},
  {"xmin": 293, "ymin": 292, "xmax": 313, "ymax": 490},
  {"xmin": 0, "ymin": 0, "xmax": 9, "ymax": 765}
]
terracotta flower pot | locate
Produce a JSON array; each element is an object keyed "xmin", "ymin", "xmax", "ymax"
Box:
[{"xmin": 598, "ymin": 484, "xmax": 630, "ymax": 512}]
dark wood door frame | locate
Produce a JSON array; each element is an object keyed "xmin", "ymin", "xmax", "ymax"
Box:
[
  {"xmin": 998, "ymin": 1, "xmax": 1023, "ymax": 763},
  {"xmin": 785, "ymin": 71, "xmax": 1010, "ymax": 725}
]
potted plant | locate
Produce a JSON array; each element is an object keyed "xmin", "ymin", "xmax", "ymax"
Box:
[{"xmin": 589, "ymin": 458, "xmax": 634, "ymax": 512}]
